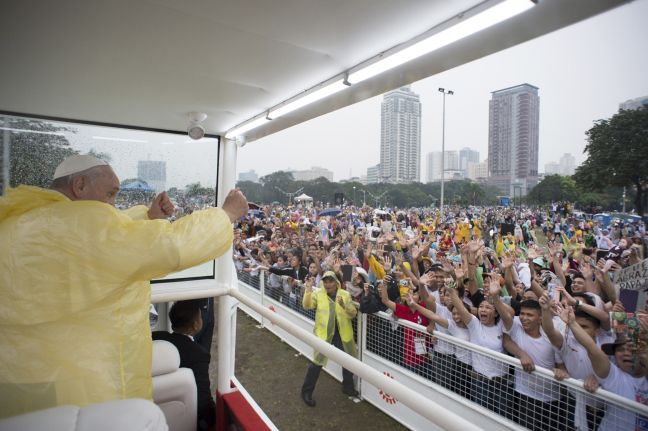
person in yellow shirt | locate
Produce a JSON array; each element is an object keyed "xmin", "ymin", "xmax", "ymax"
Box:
[
  {"xmin": 301, "ymin": 271, "xmax": 358, "ymax": 406},
  {"xmin": 0, "ymin": 155, "xmax": 248, "ymax": 418}
]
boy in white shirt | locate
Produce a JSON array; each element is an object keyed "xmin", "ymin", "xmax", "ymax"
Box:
[{"xmin": 504, "ymin": 299, "xmax": 564, "ymax": 431}]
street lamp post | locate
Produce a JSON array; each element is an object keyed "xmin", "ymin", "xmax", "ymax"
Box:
[
  {"xmin": 353, "ymin": 186, "xmax": 356, "ymax": 206},
  {"xmin": 438, "ymin": 88, "xmax": 454, "ymax": 218}
]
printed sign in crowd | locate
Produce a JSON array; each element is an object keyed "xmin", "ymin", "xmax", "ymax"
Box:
[{"xmin": 610, "ymin": 258, "xmax": 648, "ymax": 347}]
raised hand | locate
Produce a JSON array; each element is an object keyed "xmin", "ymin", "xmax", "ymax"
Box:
[
  {"xmin": 488, "ymin": 279, "xmax": 502, "ymax": 298},
  {"xmin": 439, "ymin": 258, "xmax": 454, "ymax": 274},
  {"xmin": 304, "ymin": 277, "xmax": 314, "ymax": 291},
  {"xmin": 612, "ymin": 300, "xmax": 626, "ymax": 313},
  {"xmin": 454, "ymin": 267, "xmax": 465, "ymax": 281},
  {"xmin": 539, "ymin": 292, "xmax": 552, "ymax": 311},
  {"xmin": 419, "ymin": 272, "xmax": 433, "ymax": 287},
  {"xmin": 148, "ymin": 191, "xmax": 176, "ymax": 220},
  {"xmin": 381, "ymin": 255, "xmax": 393, "ymax": 272},
  {"xmin": 221, "ymin": 189, "xmax": 249, "ymax": 222},
  {"xmin": 502, "ymin": 255, "xmax": 516, "ymax": 270},
  {"xmin": 556, "ymin": 303, "xmax": 575, "ymax": 325}
]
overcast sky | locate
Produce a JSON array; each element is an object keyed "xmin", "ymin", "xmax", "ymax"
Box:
[{"xmin": 236, "ymin": 0, "xmax": 648, "ymax": 183}]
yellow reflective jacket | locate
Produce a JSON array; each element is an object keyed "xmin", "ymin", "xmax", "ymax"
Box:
[
  {"xmin": 302, "ymin": 280, "xmax": 357, "ymax": 366},
  {"xmin": 0, "ymin": 186, "xmax": 233, "ymax": 418}
]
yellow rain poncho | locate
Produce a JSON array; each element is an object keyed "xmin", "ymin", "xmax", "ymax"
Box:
[
  {"xmin": 302, "ymin": 272, "xmax": 357, "ymax": 366},
  {"xmin": 0, "ymin": 186, "xmax": 233, "ymax": 418}
]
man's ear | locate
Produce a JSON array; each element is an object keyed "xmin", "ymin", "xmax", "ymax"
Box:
[{"xmin": 70, "ymin": 175, "xmax": 87, "ymax": 199}]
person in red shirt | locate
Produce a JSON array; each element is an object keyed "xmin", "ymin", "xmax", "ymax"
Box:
[{"xmin": 379, "ymin": 280, "xmax": 430, "ymax": 377}]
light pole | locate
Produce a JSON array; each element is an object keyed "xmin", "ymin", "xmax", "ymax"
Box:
[
  {"xmin": 353, "ymin": 186, "xmax": 356, "ymax": 206},
  {"xmin": 438, "ymin": 87, "xmax": 454, "ymax": 218}
]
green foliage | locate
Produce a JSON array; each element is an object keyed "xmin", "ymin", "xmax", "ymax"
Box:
[
  {"xmin": 8, "ymin": 118, "xmax": 77, "ymax": 188},
  {"xmin": 575, "ymin": 106, "xmax": 648, "ymax": 216},
  {"xmin": 121, "ymin": 178, "xmax": 146, "ymax": 186},
  {"xmin": 87, "ymin": 148, "xmax": 112, "ymax": 163},
  {"xmin": 526, "ymin": 175, "xmax": 578, "ymax": 204},
  {"xmin": 185, "ymin": 182, "xmax": 214, "ymax": 198},
  {"xmin": 237, "ymin": 174, "xmax": 496, "ymax": 208}
]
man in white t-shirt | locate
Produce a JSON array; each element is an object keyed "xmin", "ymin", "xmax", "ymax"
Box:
[
  {"xmin": 566, "ymin": 306, "xmax": 648, "ymax": 431},
  {"xmin": 503, "ymin": 299, "xmax": 564, "ymax": 431},
  {"xmin": 539, "ymin": 293, "xmax": 614, "ymax": 430}
]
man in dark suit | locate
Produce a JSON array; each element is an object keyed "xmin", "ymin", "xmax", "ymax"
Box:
[{"xmin": 153, "ymin": 299, "xmax": 215, "ymax": 431}]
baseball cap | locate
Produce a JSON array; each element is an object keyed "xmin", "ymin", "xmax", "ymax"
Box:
[
  {"xmin": 53, "ymin": 155, "xmax": 109, "ymax": 179},
  {"xmin": 532, "ymin": 257, "xmax": 546, "ymax": 268},
  {"xmin": 601, "ymin": 335, "xmax": 631, "ymax": 356}
]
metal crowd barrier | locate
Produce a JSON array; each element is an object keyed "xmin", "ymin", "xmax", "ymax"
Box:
[{"xmin": 235, "ymin": 268, "xmax": 648, "ymax": 431}]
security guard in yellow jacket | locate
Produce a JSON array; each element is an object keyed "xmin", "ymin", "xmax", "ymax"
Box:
[{"xmin": 301, "ymin": 271, "xmax": 358, "ymax": 406}]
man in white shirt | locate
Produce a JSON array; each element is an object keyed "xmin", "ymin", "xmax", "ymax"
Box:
[
  {"xmin": 566, "ymin": 307, "xmax": 648, "ymax": 431},
  {"xmin": 504, "ymin": 299, "xmax": 564, "ymax": 431}
]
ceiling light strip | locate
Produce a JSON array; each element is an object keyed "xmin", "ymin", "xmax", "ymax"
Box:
[
  {"xmin": 225, "ymin": 116, "xmax": 270, "ymax": 139},
  {"xmin": 226, "ymin": 0, "xmax": 535, "ymax": 138},
  {"xmin": 269, "ymin": 79, "xmax": 348, "ymax": 119},
  {"xmin": 348, "ymin": 0, "xmax": 534, "ymax": 84}
]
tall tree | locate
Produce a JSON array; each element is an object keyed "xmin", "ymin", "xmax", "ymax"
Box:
[
  {"xmin": 526, "ymin": 175, "xmax": 578, "ymax": 204},
  {"xmin": 575, "ymin": 106, "xmax": 648, "ymax": 216}
]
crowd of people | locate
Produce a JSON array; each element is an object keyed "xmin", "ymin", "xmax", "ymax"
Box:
[{"xmin": 233, "ymin": 203, "xmax": 648, "ymax": 430}]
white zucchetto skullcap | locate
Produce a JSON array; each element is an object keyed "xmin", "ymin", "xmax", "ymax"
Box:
[{"xmin": 53, "ymin": 155, "xmax": 109, "ymax": 179}]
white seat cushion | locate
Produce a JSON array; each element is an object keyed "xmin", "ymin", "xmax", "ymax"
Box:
[
  {"xmin": 151, "ymin": 340, "xmax": 197, "ymax": 431},
  {"xmin": 0, "ymin": 399, "xmax": 167, "ymax": 431}
]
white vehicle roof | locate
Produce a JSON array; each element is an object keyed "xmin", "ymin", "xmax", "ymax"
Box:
[{"xmin": 0, "ymin": 0, "xmax": 628, "ymax": 141}]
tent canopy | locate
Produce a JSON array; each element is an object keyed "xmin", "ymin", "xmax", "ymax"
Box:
[
  {"xmin": 121, "ymin": 181, "xmax": 154, "ymax": 192},
  {"xmin": 294, "ymin": 193, "xmax": 313, "ymax": 202}
]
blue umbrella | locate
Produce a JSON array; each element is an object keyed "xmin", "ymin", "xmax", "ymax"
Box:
[
  {"xmin": 248, "ymin": 209, "xmax": 264, "ymax": 218},
  {"xmin": 319, "ymin": 208, "xmax": 341, "ymax": 217}
]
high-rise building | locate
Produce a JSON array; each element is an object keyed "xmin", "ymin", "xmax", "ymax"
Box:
[
  {"xmin": 620, "ymin": 95, "xmax": 648, "ymax": 110},
  {"xmin": 137, "ymin": 160, "xmax": 166, "ymax": 192},
  {"xmin": 290, "ymin": 166, "xmax": 333, "ymax": 182},
  {"xmin": 544, "ymin": 162, "xmax": 561, "ymax": 176},
  {"xmin": 380, "ymin": 86, "xmax": 421, "ymax": 183},
  {"xmin": 559, "ymin": 153, "xmax": 575, "ymax": 176},
  {"xmin": 426, "ymin": 150, "xmax": 462, "ymax": 182},
  {"xmin": 544, "ymin": 153, "xmax": 575, "ymax": 176},
  {"xmin": 366, "ymin": 164, "xmax": 380, "ymax": 184},
  {"xmin": 238, "ymin": 170, "xmax": 259, "ymax": 183},
  {"xmin": 459, "ymin": 147, "xmax": 480, "ymax": 177},
  {"xmin": 426, "ymin": 152, "xmax": 442, "ymax": 182},
  {"xmin": 488, "ymin": 83, "xmax": 539, "ymax": 196},
  {"xmin": 467, "ymin": 159, "xmax": 489, "ymax": 181}
]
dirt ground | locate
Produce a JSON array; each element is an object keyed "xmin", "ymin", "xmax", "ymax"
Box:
[{"xmin": 209, "ymin": 305, "xmax": 409, "ymax": 431}]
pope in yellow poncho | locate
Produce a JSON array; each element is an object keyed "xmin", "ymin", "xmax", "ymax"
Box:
[{"xmin": 0, "ymin": 157, "xmax": 242, "ymax": 418}]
